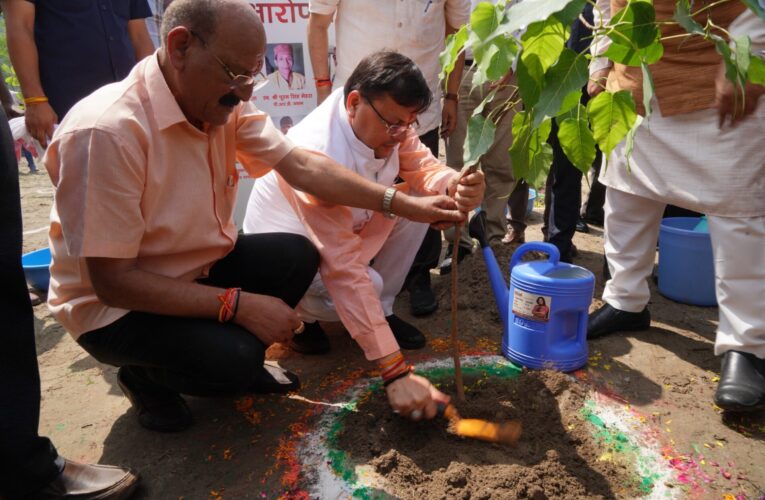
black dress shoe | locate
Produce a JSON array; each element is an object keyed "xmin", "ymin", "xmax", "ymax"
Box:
[
  {"xmin": 386, "ymin": 314, "xmax": 426, "ymax": 350},
  {"xmin": 289, "ymin": 321, "xmax": 331, "ymax": 354},
  {"xmin": 575, "ymin": 218, "xmax": 590, "ymax": 233},
  {"xmin": 587, "ymin": 303, "xmax": 651, "ymax": 339},
  {"xmin": 31, "ymin": 459, "xmax": 139, "ymax": 500},
  {"xmin": 438, "ymin": 245, "xmax": 472, "ymax": 276},
  {"xmin": 117, "ymin": 367, "xmax": 192, "ymax": 433},
  {"xmin": 250, "ymin": 360, "xmax": 300, "ymax": 394},
  {"xmin": 409, "ymin": 284, "xmax": 437, "ymax": 317},
  {"xmin": 714, "ymin": 351, "xmax": 765, "ymax": 412}
]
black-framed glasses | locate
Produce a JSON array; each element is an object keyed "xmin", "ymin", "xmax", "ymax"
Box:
[
  {"xmin": 189, "ymin": 29, "xmax": 268, "ymax": 91},
  {"xmin": 364, "ymin": 97, "xmax": 419, "ymax": 138}
]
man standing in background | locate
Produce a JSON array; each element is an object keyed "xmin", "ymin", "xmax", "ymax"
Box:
[
  {"xmin": 307, "ymin": 0, "xmax": 471, "ymax": 317},
  {"xmin": 2, "ymin": 0, "xmax": 154, "ymax": 147}
]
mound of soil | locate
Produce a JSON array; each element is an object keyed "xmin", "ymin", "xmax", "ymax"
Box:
[{"xmin": 337, "ymin": 370, "xmax": 641, "ymax": 499}]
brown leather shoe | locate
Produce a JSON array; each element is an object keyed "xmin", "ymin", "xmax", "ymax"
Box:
[
  {"xmin": 30, "ymin": 460, "xmax": 139, "ymax": 499},
  {"xmin": 501, "ymin": 227, "xmax": 525, "ymax": 244}
]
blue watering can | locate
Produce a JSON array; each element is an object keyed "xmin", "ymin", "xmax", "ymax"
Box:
[{"xmin": 468, "ymin": 212, "xmax": 595, "ymax": 372}]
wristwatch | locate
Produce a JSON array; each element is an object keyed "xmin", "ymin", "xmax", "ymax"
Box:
[{"xmin": 382, "ymin": 187, "xmax": 397, "ymax": 219}]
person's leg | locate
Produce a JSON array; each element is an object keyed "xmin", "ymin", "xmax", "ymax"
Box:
[
  {"xmin": 580, "ymin": 150, "xmax": 605, "ymax": 225},
  {"xmin": 373, "ymin": 217, "xmax": 430, "ymax": 348},
  {"xmin": 588, "ymin": 188, "xmax": 662, "ymax": 339},
  {"xmin": 405, "ymin": 128, "xmax": 442, "ymax": 316},
  {"xmin": 78, "ymin": 233, "xmax": 318, "ymax": 429},
  {"xmin": 708, "ymin": 215, "xmax": 765, "ymax": 410},
  {"xmin": 543, "ymin": 119, "xmax": 583, "ymax": 262},
  {"xmin": 21, "ymin": 145, "xmax": 37, "ymax": 173},
  {"xmin": 708, "ymin": 215, "xmax": 765, "ymax": 358},
  {"xmin": 0, "ymin": 109, "xmax": 62, "ymax": 499},
  {"xmin": 503, "ymin": 180, "xmax": 529, "ymax": 243}
]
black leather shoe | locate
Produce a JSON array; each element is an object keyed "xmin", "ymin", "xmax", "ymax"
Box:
[
  {"xmin": 587, "ymin": 303, "xmax": 651, "ymax": 339},
  {"xmin": 409, "ymin": 283, "xmax": 437, "ymax": 317},
  {"xmin": 386, "ymin": 314, "xmax": 426, "ymax": 350},
  {"xmin": 117, "ymin": 367, "xmax": 192, "ymax": 433},
  {"xmin": 575, "ymin": 218, "xmax": 590, "ymax": 233},
  {"xmin": 31, "ymin": 459, "xmax": 139, "ymax": 500},
  {"xmin": 439, "ymin": 245, "xmax": 472, "ymax": 276},
  {"xmin": 251, "ymin": 361, "xmax": 300, "ymax": 394},
  {"xmin": 714, "ymin": 351, "xmax": 765, "ymax": 412},
  {"xmin": 289, "ymin": 321, "xmax": 331, "ymax": 354}
]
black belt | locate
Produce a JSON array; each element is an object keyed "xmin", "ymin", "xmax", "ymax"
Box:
[{"xmin": 465, "ymin": 58, "xmax": 473, "ymax": 66}]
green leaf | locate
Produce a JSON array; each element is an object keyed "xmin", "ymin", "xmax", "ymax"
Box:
[
  {"xmin": 464, "ymin": 114, "xmax": 497, "ymax": 168},
  {"xmin": 587, "ymin": 90, "xmax": 637, "ymax": 156},
  {"xmin": 624, "ymin": 115, "xmax": 644, "ymax": 172},
  {"xmin": 553, "ymin": 0, "xmax": 587, "ymax": 25},
  {"xmin": 516, "ymin": 55, "xmax": 544, "ymax": 107},
  {"xmin": 532, "ymin": 48, "xmax": 589, "ymax": 127},
  {"xmin": 641, "ymin": 62, "xmax": 654, "ymax": 119},
  {"xmin": 673, "ymin": 0, "xmax": 704, "ymax": 35},
  {"xmin": 521, "ymin": 18, "xmax": 568, "ymax": 74},
  {"xmin": 472, "ymin": 88, "xmax": 499, "ymax": 117},
  {"xmin": 557, "ymin": 89, "xmax": 582, "ymax": 117},
  {"xmin": 608, "ymin": 0, "xmax": 657, "ymax": 49},
  {"xmin": 740, "ymin": 0, "xmax": 765, "ymax": 21},
  {"xmin": 471, "ymin": 1, "xmax": 502, "ymax": 40},
  {"xmin": 748, "ymin": 55, "xmax": 765, "ymax": 85},
  {"xmin": 473, "ymin": 35, "xmax": 518, "ymax": 85},
  {"xmin": 713, "ymin": 35, "xmax": 739, "ymax": 84},
  {"xmin": 557, "ymin": 106, "xmax": 597, "ymax": 173},
  {"xmin": 439, "ymin": 25, "xmax": 469, "ymax": 80},
  {"xmin": 501, "ymin": 0, "xmax": 579, "ymax": 38},
  {"xmin": 734, "ymin": 35, "xmax": 751, "ymax": 79},
  {"xmin": 509, "ymin": 112, "xmax": 553, "ymax": 188},
  {"xmin": 603, "ymin": 39, "xmax": 663, "ymax": 66}
]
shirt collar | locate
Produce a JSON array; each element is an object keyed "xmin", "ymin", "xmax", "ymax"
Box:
[{"xmin": 144, "ymin": 53, "xmax": 194, "ymax": 131}]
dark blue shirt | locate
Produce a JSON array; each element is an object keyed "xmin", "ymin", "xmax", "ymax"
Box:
[{"xmin": 29, "ymin": 0, "xmax": 152, "ymax": 117}]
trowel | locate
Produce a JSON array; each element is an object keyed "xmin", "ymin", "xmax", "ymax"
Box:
[{"xmin": 438, "ymin": 402, "xmax": 522, "ymax": 445}]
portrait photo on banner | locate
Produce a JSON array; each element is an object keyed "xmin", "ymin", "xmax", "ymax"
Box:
[
  {"xmin": 271, "ymin": 114, "xmax": 306, "ymax": 134},
  {"xmin": 265, "ymin": 42, "xmax": 306, "ymax": 90}
]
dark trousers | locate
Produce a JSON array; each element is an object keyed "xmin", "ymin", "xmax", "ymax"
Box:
[
  {"xmin": 78, "ymin": 233, "xmax": 318, "ymax": 397},
  {"xmin": 543, "ymin": 119, "xmax": 587, "ymax": 263},
  {"xmin": 0, "ymin": 109, "xmax": 64, "ymax": 498},
  {"xmin": 406, "ymin": 128, "xmax": 442, "ymax": 290}
]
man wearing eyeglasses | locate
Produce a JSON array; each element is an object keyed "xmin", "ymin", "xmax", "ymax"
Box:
[
  {"xmin": 41, "ymin": 0, "xmax": 466, "ymax": 434},
  {"xmin": 243, "ymin": 51, "xmax": 485, "ymax": 419}
]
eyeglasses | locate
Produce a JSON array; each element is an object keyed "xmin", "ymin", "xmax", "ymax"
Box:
[
  {"xmin": 189, "ymin": 29, "xmax": 268, "ymax": 91},
  {"xmin": 364, "ymin": 97, "xmax": 419, "ymax": 138}
]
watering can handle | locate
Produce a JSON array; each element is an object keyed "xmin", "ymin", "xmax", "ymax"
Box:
[{"xmin": 509, "ymin": 242, "xmax": 560, "ymax": 271}]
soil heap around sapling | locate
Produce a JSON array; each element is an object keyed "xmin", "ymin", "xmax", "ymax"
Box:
[{"xmin": 337, "ymin": 370, "xmax": 642, "ymax": 499}]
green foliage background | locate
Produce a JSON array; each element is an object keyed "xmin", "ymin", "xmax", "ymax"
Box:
[{"xmin": 440, "ymin": 0, "xmax": 765, "ymax": 188}]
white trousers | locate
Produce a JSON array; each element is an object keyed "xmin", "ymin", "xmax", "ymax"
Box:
[
  {"xmin": 603, "ymin": 188, "xmax": 765, "ymax": 358},
  {"xmin": 297, "ymin": 217, "xmax": 429, "ymax": 322}
]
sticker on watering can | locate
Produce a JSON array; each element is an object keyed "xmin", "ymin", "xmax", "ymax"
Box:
[{"xmin": 512, "ymin": 290, "xmax": 551, "ymax": 322}]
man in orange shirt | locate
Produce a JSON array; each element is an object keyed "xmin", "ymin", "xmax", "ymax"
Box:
[{"xmin": 44, "ymin": 0, "xmax": 464, "ymax": 433}]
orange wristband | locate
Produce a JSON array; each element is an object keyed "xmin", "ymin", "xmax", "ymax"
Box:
[{"xmin": 23, "ymin": 96, "xmax": 49, "ymax": 105}]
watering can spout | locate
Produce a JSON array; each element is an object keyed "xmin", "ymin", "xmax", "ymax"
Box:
[{"xmin": 469, "ymin": 211, "xmax": 509, "ymax": 324}]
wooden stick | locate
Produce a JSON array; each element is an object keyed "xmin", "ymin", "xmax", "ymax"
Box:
[{"xmin": 450, "ymin": 228, "xmax": 465, "ymax": 402}]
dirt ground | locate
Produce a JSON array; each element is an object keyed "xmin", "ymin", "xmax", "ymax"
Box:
[{"xmin": 18, "ymin": 167, "xmax": 765, "ymax": 499}]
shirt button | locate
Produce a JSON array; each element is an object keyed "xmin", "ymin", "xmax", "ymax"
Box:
[
  {"xmin": 101, "ymin": 4, "xmax": 107, "ymax": 9},
  {"xmin": 397, "ymin": 22, "xmax": 403, "ymax": 27},
  {"xmin": 109, "ymin": 36, "xmax": 114, "ymax": 41}
]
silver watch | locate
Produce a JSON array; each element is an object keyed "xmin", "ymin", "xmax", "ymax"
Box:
[{"xmin": 382, "ymin": 187, "xmax": 397, "ymax": 219}]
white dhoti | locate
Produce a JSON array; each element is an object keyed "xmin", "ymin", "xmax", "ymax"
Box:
[{"xmin": 600, "ymin": 99, "xmax": 765, "ymax": 358}]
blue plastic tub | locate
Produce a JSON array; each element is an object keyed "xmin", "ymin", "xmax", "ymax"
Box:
[
  {"xmin": 658, "ymin": 218, "xmax": 716, "ymax": 306},
  {"xmin": 22, "ymin": 247, "xmax": 51, "ymax": 291}
]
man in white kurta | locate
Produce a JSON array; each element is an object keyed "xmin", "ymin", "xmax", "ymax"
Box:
[
  {"xmin": 244, "ymin": 52, "xmax": 484, "ymax": 417},
  {"xmin": 587, "ymin": 0, "xmax": 765, "ymax": 412}
]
